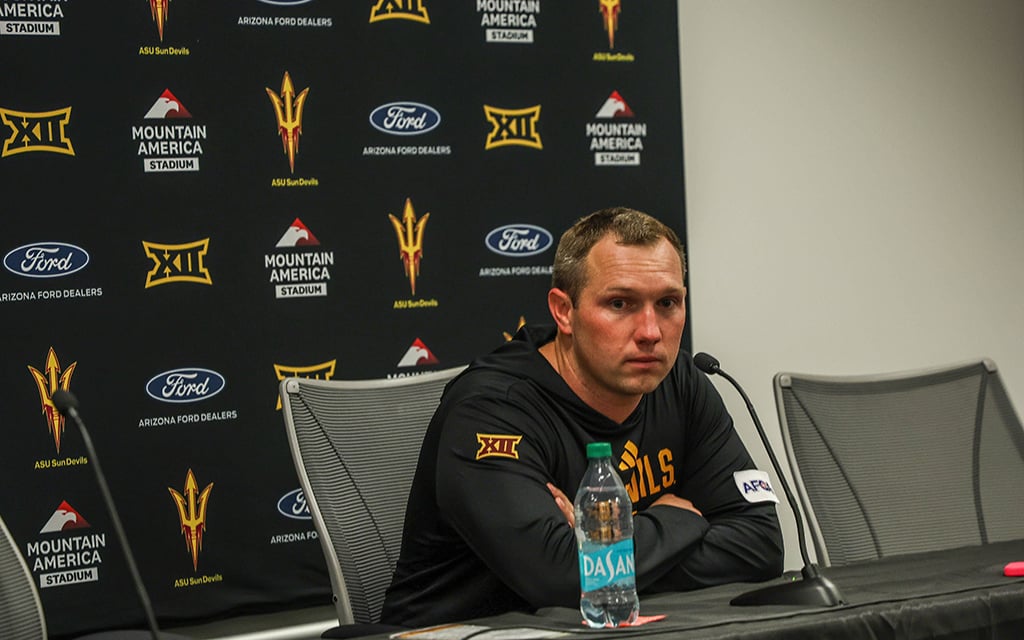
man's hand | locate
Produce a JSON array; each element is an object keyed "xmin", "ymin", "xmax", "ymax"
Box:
[
  {"xmin": 547, "ymin": 483, "xmax": 703, "ymax": 528},
  {"xmin": 547, "ymin": 483, "xmax": 575, "ymax": 528},
  {"xmin": 651, "ymin": 493, "xmax": 703, "ymax": 516}
]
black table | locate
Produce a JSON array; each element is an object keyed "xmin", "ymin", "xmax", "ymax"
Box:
[{"xmin": 378, "ymin": 540, "xmax": 1024, "ymax": 640}]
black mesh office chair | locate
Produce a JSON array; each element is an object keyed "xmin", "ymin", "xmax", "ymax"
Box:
[
  {"xmin": 280, "ymin": 366, "xmax": 466, "ymax": 638},
  {"xmin": 775, "ymin": 358, "xmax": 1024, "ymax": 567}
]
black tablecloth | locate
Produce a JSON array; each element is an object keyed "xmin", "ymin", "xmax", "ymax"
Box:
[{"xmin": 376, "ymin": 540, "xmax": 1024, "ymax": 640}]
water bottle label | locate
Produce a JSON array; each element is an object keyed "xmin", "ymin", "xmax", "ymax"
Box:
[{"xmin": 579, "ymin": 538, "xmax": 636, "ymax": 592}]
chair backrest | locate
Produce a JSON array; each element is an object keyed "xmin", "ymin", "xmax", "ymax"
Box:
[
  {"xmin": 0, "ymin": 512, "xmax": 47, "ymax": 640},
  {"xmin": 775, "ymin": 358, "xmax": 1024, "ymax": 567},
  {"xmin": 280, "ymin": 366, "xmax": 465, "ymax": 625}
]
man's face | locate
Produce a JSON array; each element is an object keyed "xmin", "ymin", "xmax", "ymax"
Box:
[{"xmin": 565, "ymin": 235, "xmax": 686, "ymax": 403}]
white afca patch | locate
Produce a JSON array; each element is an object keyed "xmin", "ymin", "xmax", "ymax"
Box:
[{"xmin": 733, "ymin": 470, "xmax": 779, "ymax": 504}]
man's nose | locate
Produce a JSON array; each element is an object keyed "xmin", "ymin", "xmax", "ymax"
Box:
[{"xmin": 635, "ymin": 305, "xmax": 661, "ymax": 342}]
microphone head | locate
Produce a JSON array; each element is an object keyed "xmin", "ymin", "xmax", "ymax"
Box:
[
  {"xmin": 693, "ymin": 352, "xmax": 721, "ymax": 375},
  {"xmin": 51, "ymin": 389, "xmax": 79, "ymax": 416}
]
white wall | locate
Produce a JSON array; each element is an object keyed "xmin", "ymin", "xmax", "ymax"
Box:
[{"xmin": 678, "ymin": 0, "xmax": 1024, "ymax": 569}]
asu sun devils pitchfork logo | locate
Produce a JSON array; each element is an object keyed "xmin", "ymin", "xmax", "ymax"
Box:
[
  {"xmin": 388, "ymin": 198, "xmax": 429, "ymax": 295},
  {"xmin": 265, "ymin": 72, "xmax": 310, "ymax": 174},
  {"xmin": 168, "ymin": 469, "xmax": 213, "ymax": 571},
  {"xmin": 599, "ymin": 0, "xmax": 621, "ymax": 49},
  {"xmin": 149, "ymin": 0, "xmax": 170, "ymax": 42},
  {"xmin": 28, "ymin": 347, "xmax": 77, "ymax": 453}
]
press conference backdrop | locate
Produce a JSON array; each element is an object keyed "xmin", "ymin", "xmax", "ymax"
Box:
[{"xmin": 0, "ymin": 1, "xmax": 686, "ymax": 636}]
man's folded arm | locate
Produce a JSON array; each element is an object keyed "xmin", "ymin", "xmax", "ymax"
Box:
[
  {"xmin": 647, "ymin": 502, "xmax": 784, "ymax": 592},
  {"xmin": 439, "ymin": 460, "xmax": 731, "ymax": 608},
  {"xmin": 434, "ymin": 399, "xmax": 719, "ymax": 609},
  {"xmin": 663, "ymin": 364, "xmax": 785, "ymax": 589}
]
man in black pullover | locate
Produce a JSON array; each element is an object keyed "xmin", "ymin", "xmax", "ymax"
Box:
[{"xmin": 381, "ymin": 207, "xmax": 784, "ymax": 626}]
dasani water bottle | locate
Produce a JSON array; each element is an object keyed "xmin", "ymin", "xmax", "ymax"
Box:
[{"xmin": 574, "ymin": 442, "xmax": 640, "ymax": 628}]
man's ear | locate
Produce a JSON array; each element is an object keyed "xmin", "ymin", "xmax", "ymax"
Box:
[{"xmin": 547, "ymin": 288, "xmax": 573, "ymax": 335}]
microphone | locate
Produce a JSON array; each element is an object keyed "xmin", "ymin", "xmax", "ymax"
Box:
[
  {"xmin": 52, "ymin": 390, "xmax": 163, "ymax": 640},
  {"xmin": 693, "ymin": 353, "xmax": 845, "ymax": 607}
]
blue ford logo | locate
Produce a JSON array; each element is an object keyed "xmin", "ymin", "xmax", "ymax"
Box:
[
  {"xmin": 277, "ymin": 488, "xmax": 312, "ymax": 520},
  {"xmin": 4, "ymin": 242, "xmax": 90, "ymax": 278},
  {"xmin": 145, "ymin": 368, "xmax": 226, "ymax": 403},
  {"xmin": 369, "ymin": 102, "xmax": 441, "ymax": 136},
  {"xmin": 485, "ymin": 224, "xmax": 553, "ymax": 257}
]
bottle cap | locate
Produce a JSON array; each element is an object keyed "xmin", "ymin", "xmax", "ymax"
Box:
[{"xmin": 586, "ymin": 442, "xmax": 612, "ymax": 459}]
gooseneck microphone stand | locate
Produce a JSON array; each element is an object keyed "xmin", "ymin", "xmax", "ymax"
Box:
[
  {"xmin": 52, "ymin": 390, "xmax": 163, "ymax": 640},
  {"xmin": 693, "ymin": 353, "xmax": 845, "ymax": 607}
]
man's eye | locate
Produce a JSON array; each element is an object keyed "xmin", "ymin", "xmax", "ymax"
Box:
[{"xmin": 610, "ymin": 300, "xmax": 626, "ymax": 310}]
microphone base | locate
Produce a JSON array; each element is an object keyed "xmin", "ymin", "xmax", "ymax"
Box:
[{"xmin": 730, "ymin": 572, "xmax": 845, "ymax": 607}]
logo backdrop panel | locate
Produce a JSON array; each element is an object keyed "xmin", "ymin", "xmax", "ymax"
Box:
[{"xmin": 0, "ymin": 2, "xmax": 687, "ymax": 634}]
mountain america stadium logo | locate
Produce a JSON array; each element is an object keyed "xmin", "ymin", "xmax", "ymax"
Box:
[
  {"xmin": 144, "ymin": 89, "xmax": 192, "ymax": 119},
  {"xmin": 266, "ymin": 218, "xmax": 333, "ymax": 299},
  {"xmin": 588, "ymin": 90, "xmax": 646, "ymax": 166},
  {"xmin": 39, "ymin": 501, "xmax": 91, "ymax": 533},
  {"xmin": 30, "ymin": 501, "xmax": 105, "ymax": 589},
  {"xmin": 276, "ymin": 218, "xmax": 320, "ymax": 247},
  {"xmin": 397, "ymin": 338, "xmax": 439, "ymax": 367},
  {"xmin": 133, "ymin": 89, "xmax": 205, "ymax": 172}
]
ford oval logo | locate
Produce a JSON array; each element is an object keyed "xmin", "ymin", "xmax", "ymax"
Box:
[
  {"xmin": 369, "ymin": 102, "xmax": 441, "ymax": 136},
  {"xmin": 4, "ymin": 242, "xmax": 90, "ymax": 278},
  {"xmin": 277, "ymin": 488, "xmax": 312, "ymax": 520},
  {"xmin": 485, "ymin": 224, "xmax": 553, "ymax": 257},
  {"xmin": 145, "ymin": 368, "xmax": 226, "ymax": 403}
]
